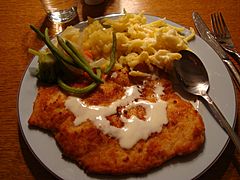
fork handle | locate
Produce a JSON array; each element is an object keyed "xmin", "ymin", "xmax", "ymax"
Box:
[
  {"xmin": 232, "ymin": 52, "xmax": 240, "ymax": 65},
  {"xmin": 235, "ymin": 52, "xmax": 240, "ymax": 59},
  {"xmin": 223, "ymin": 59, "xmax": 240, "ymax": 89},
  {"xmin": 224, "ymin": 47, "xmax": 240, "ymax": 65}
]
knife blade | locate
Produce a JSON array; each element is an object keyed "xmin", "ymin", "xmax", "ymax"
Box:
[{"xmin": 192, "ymin": 11, "xmax": 240, "ymax": 88}]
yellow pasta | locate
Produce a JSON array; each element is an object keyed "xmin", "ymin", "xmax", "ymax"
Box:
[{"xmin": 60, "ymin": 12, "xmax": 195, "ymax": 76}]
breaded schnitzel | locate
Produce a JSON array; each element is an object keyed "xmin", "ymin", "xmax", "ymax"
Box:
[{"xmin": 28, "ymin": 69, "xmax": 205, "ymax": 175}]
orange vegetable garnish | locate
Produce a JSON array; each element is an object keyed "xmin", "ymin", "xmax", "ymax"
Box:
[{"xmin": 84, "ymin": 50, "xmax": 93, "ymax": 60}]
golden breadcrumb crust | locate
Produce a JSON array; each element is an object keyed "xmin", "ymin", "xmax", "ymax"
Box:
[{"xmin": 28, "ymin": 69, "xmax": 205, "ymax": 175}]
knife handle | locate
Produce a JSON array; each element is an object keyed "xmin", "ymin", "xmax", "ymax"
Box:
[{"xmin": 223, "ymin": 59, "xmax": 240, "ymax": 89}]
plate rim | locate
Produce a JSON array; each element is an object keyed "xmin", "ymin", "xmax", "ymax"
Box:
[{"xmin": 17, "ymin": 13, "xmax": 237, "ymax": 180}]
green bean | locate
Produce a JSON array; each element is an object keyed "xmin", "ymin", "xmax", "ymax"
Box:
[
  {"xmin": 65, "ymin": 40, "xmax": 90, "ymax": 67},
  {"xmin": 30, "ymin": 25, "xmax": 61, "ymax": 60},
  {"xmin": 57, "ymin": 68, "xmax": 101, "ymax": 94},
  {"xmin": 30, "ymin": 25, "xmax": 45, "ymax": 40},
  {"xmin": 104, "ymin": 32, "xmax": 117, "ymax": 74},
  {"xmin": 30, "ymin": 25, "xmax": 75, "ymax": 66},
  {"xmin": 57, "ymin": 35, "xmax": 103, "ymax": 83},
  {"xmin": 44, "ymin": 28, "xmax": 75, "ymax": 66}
]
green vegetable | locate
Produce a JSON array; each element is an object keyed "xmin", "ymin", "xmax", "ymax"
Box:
[
  {"xmin": 44, "ymin": 28, "xmax": 76, "ymax": 66},
  {"xmin": 58, "ymin": 68, "xmax": 101, "ymax": 94},
  {"xmin": 57, "ymin": 36, "xmax": 103, "ymax": 83},
  {"xmin": 104, "ymin": 32, "xmax": 117, "ymax": 74},
  {"xmin": 65, "ymin": 40, "xmax": 90, "ymax": 67},
  {"xmin": 28, "ymin": 48, "xmax": 57, "ymax": 84},
  {"xmin": 29, "ymin": 25, "xmax": 113, "ymax": 95},
  {"xmin": 29, "ymin": 25, "xmax": 45, "ymax": 39},
  {"xmin": 30, "ymin": 25, "xmax": 75, "ymax": 66}
]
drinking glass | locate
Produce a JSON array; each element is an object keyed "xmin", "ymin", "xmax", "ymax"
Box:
[{"xmin": 41, "ymin": 0, "xmax": 78, "ymax": 23}]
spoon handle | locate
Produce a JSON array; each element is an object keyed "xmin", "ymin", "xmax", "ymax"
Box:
[{"xmin": 202, "ymin": 94, "xmax": 240, "ymax": 153}]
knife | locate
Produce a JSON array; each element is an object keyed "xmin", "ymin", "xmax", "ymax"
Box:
[
  {"xmin": 192, "ymin": 12, "xmax": 240, "ymax": 153},
  {"xmin": 192, "ymin": 12, "xmax": 240, "ymax": 88}
]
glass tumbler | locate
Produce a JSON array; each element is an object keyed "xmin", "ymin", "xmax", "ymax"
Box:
[{"xmin": 40, "ymin": 0, "xmax": 78, "ymax": 23}]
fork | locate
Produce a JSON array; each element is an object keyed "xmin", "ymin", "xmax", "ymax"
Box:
[{"xmin": 211, "ymin": 12, "xmax": 240, "ymax": 65}]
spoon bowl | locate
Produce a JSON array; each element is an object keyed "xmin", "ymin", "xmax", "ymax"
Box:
[
  {"xmin": 173, "ymin": 50, "xmax": 240, "ymax": 152},
  {"xmin": 174, "ymin": 50, "xmax": 209, "ymax": 96}
]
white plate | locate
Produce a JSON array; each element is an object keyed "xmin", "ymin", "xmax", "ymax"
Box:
[{"xmin": 18, "ymin": 14, "xmax": 237, "ymax": 180}]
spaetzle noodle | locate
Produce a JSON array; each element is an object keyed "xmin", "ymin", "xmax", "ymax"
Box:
[{"xmin": 60, "ymin": 12, "xmax": 195, "ymax": 76}]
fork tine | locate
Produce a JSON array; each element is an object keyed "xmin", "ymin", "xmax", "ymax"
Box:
[
  {"xmin": 211, "ymin": 13, "xmax": 219, "ymax": 37},
  {"xmin": 216, "ymin": 13, "xmax": 226, "ymax": 37},
  {"xmin": 219, "ymin": 12, "xmax": 231, "ymax": 38},
  {"xmin": 211, "ymin": 14, "xmax": 215, "ymax": 32},
  {"xmin": 210, "ymin": 12, "xmax": 239, "ymax": 59},
  {"xmin": 211, "ymin": 12, "xmax": 230, "ymax": 39}
]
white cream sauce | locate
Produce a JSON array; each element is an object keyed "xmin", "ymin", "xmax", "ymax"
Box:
[{"xmin": 65, "ymin": 82, "xmax": 168, "ymax": 149}]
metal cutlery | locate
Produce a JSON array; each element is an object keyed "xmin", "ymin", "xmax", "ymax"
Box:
[
  {"xmin": 174, "ymin": 50, "xmax": 240, "ymax": 152},
  {"xmin": 192, "ymin": 12, "xmax": 240, "ymax": 89},
  {"xmin": 211, "ymin": 12, "xmax": 240, "ymax": 65}
]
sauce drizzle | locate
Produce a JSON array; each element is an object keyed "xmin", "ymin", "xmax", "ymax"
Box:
[{"xmin": 65, "ymin": 82, "xmax": 168, "ymax": 149}]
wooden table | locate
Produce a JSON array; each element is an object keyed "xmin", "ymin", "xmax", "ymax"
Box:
[{"xmin": 0, "ymin": 0, "xmax": 239, "ymax": 179}]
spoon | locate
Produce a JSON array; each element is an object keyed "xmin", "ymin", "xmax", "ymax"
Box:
[{"xmin": 174, "ymin": 50, "xmax": 240, "ymax": 152}]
